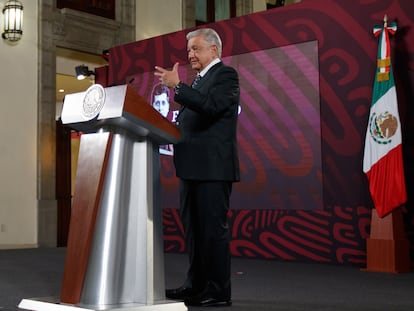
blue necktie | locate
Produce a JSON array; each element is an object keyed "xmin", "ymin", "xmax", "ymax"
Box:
[{"xmin": 191, "ymin": 74, "xmax": 201, "ymax": 88}]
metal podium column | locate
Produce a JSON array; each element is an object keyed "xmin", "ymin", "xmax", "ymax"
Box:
[{"xmin": 79, "ymin": 131, "xmax": 165, "ymax": 308}]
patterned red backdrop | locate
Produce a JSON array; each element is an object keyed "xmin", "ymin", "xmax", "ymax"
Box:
[{"xmin": 96, "ymin": 0, "xmax": 414, "ymax": 266}]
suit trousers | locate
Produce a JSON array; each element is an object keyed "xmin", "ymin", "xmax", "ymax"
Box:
[{"xmin": 179, "ymin": 179, "xmax": 232, "ymax": 297}]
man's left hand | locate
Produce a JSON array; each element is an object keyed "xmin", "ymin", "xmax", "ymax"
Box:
[{"xmin": 154, "ymin": 63, "xmax": 180, "ymax": 88}]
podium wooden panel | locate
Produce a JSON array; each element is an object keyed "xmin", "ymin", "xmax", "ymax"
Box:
[
  {"xmin": 365, "ymin": 209, "xmax": 410, "ymax": 273},
  {"xmin": 60, "ymin": 132, "xmax": 113, "ymax": 303}
]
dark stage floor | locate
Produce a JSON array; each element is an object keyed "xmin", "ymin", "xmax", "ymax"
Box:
[{"xmin": 1, "ymin": 248, "xmax": 413, "ymax": 311}]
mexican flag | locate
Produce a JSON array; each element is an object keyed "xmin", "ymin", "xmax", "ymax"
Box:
[{"xmin": 363, "ymin": 19, "xmax": 407, "ymax": 218}]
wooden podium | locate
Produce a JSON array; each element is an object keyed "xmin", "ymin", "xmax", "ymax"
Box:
[{"xmin": 19, "ymin": 84, "xmax": 187, "ymax": 311}]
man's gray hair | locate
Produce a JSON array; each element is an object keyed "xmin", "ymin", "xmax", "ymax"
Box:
[{"xmin": 186, "ymin": 28, "xmax": 222, "ymax": 58}]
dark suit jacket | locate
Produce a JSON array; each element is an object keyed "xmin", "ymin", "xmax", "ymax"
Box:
[{"xmin": 173, "ymin": 62, "xmax": 240, "ymax": 182}]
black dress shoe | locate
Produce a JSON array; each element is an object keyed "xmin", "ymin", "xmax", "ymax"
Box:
[
  {"xmin": 166, "ymin": 286, "xmax": 200, "ymax": 300},
  {"xmin": 185, "ymin": 295, "xmax": 232, "ymax": 307}
]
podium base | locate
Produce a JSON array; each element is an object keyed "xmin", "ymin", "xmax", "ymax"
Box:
[{"xmin": 18, "ymin": 297, "xmax": 187, "ymax": 311}]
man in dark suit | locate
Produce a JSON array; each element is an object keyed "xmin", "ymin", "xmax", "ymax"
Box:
[{"xmin": 155, "ymin": 27, "xmax": 240, "ymax": 307}]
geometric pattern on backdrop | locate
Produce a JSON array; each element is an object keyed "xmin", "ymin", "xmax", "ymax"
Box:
[{"xmin": 128, "ymin": 41, "xmax": 321, "ymax": 210}]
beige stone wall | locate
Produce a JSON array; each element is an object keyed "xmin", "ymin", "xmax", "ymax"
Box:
[
  {"xmin": 136, "ymin": 0, "xmax": 183, "ymax": 41},
  {"xmin": 135, "ymin": 0, "xmax": 268, "ymax": 41},
  {"xmin": 0, "ymin": 0, "xmax": 38, "ymax": 248}
]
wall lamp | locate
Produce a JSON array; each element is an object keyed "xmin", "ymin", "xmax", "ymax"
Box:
[
  {"xmin": 2, "ymin": 0, "xmax": 23, "ymax": 42},
  {"xmin": 75, "ymin": 65, "xmax": 95, "ymax": 80}
]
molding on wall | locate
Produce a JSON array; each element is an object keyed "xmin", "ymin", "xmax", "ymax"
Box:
[
  {"xmin": 0, "ymin": 244, "xmax": 38, "ymax": 250},
  {"xmin": 54, "ymin": 8, "xmax": 122, "ymax": 54}
]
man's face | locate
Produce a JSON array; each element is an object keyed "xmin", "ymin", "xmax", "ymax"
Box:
[
  {"xmin": 153, "ymin": 93, "xmax": 169, "ymax": 117},
  {"xmin": 187, "ymin": 34, "xmax": 218, "ymax": 72}
]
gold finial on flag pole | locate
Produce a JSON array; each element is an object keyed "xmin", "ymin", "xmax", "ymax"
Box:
[{"xmin": 383, "ymin": 14, "xmax": 388, "ymax": 27}]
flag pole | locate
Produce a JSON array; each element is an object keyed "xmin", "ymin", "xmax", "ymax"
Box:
[{"xmin": 363, "ymin": 14, "xmax": 410, "ymax": 273}]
